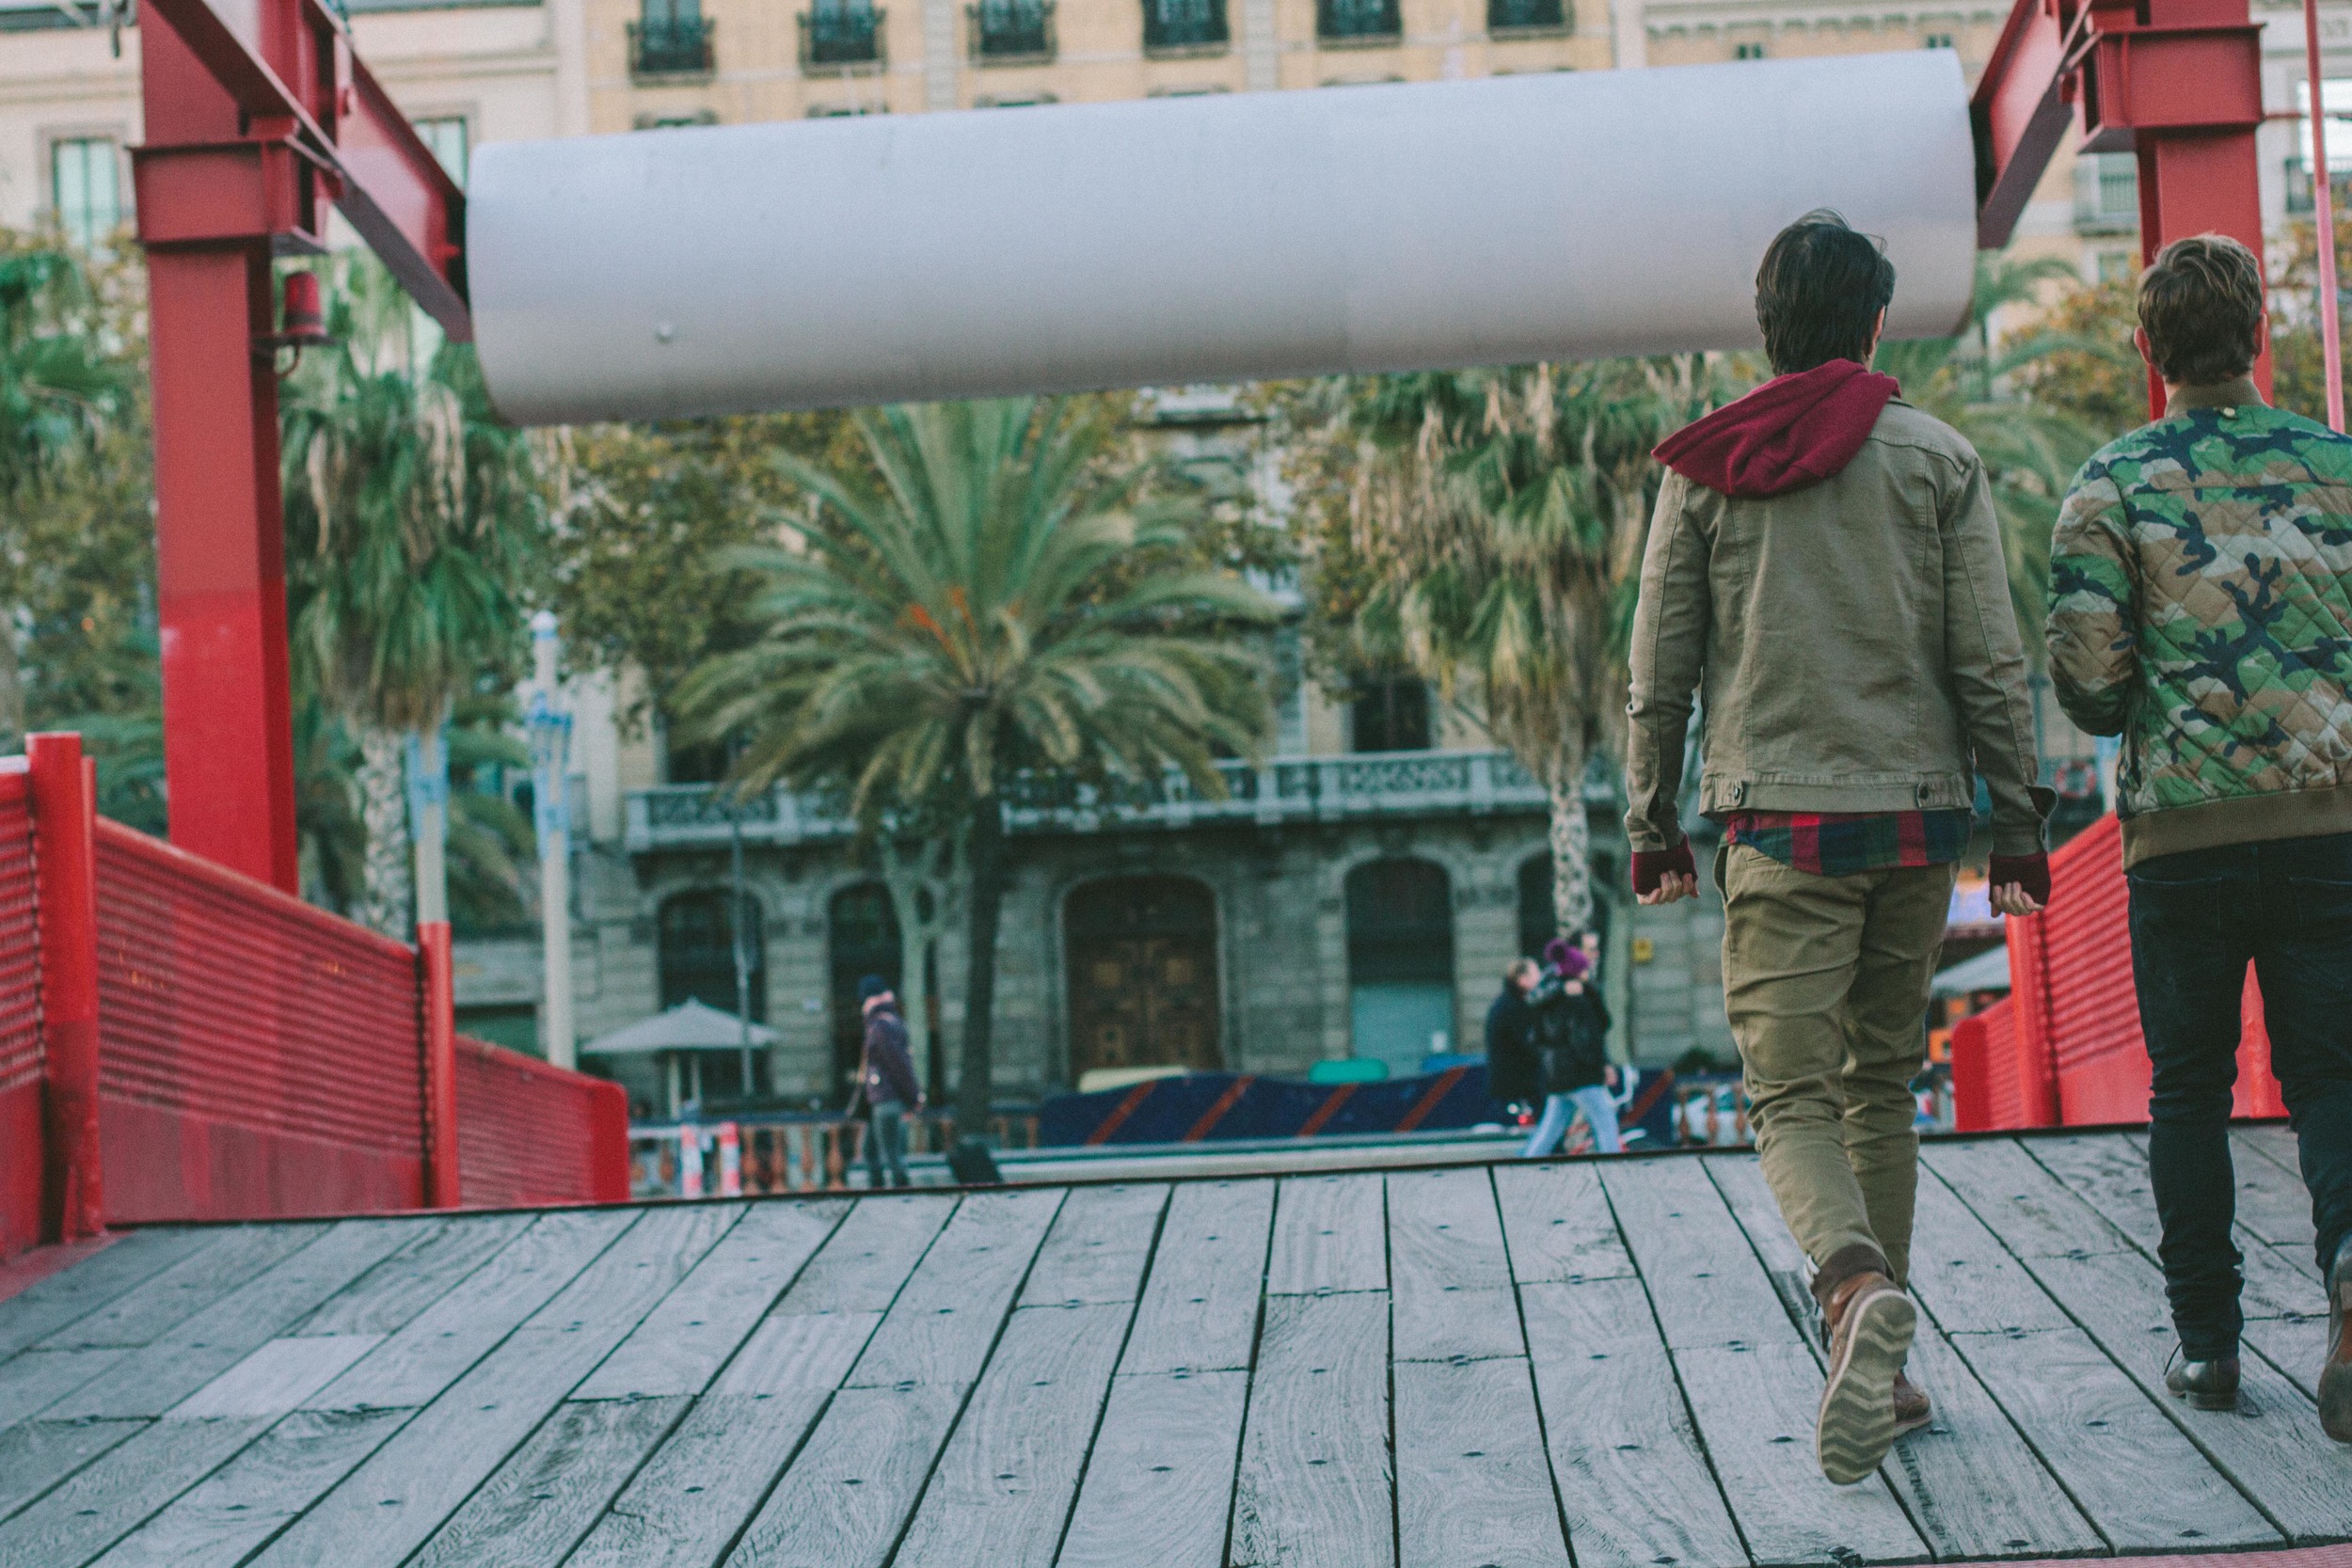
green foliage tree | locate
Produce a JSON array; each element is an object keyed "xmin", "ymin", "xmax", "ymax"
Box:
[
  {"xmin": 676, "ymin": 397, "xmax": 1280, "ymax": 1132},
  {"xmin": 1281, "ymin": 356, "xmax": 1737, "ymax": 936},
  {"xmin": 279, "ymin": 255, "xmax": 545, "ymax": 938}
]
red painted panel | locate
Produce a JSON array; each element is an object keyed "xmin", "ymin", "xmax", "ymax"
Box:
[
  {"xmin": 1951, "ymin": 1000, "xmax": 2023, "ymax": 1132},
  {"xmin": 454, "ymin": 1037, "xmax": 630, "ymax": 1208},
  {"xmin": 0, "ymin": 776, "xmax": 40, "ymax": 1259},
  {"xmin": 90, "ymin": 816, "xmax": 425, "ymax": 1223}
]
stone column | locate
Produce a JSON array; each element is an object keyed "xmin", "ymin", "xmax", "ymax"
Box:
[{"xmin": 924, "ymin": 0, "xmax": 961, "ymax": 110}]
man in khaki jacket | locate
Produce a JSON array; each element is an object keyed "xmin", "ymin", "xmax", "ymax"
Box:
[{"xmin": 1624, "ymin": 212, "xmax": 2052, "ymax": 1484}]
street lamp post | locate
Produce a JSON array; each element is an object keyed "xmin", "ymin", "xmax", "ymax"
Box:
[{"xmin": 528, "ymin": 611, "xmax": 577, "ymax": 1070}]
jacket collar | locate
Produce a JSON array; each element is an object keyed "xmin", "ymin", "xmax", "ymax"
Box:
[{"xmin": 2170, "ymin": 376, "xmax": 2265, "ymax": 413}]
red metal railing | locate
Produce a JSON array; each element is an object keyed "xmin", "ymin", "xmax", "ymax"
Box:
[
  {"xmin": 454, "ymin": 1036, "xmax": 629, "ymax": 1208},
  {"xmin": 0, "ymin": 732, "xmax": 629, "ymax": 1259},
  {"xmin": 0, "ymin": 768, "xmax": 43, "ymax": 1258},
  {"xmin": 1958, "ymin": 813, "xmax": 2287, "ymax": 1130}
]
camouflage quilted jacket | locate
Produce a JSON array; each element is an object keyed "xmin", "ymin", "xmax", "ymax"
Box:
[{"xmin": 2046, "ymin": 378, "xmax": 2352, "ymax": 866}]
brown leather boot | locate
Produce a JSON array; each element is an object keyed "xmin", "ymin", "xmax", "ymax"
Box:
[
  {"xmin": 1892, "ymin": 1364, "xmax": 1931, "ymax": 1436},
  {"xmin": 1817, "ymin": 1270, "xmax": 1916, "ymax": 1484}
]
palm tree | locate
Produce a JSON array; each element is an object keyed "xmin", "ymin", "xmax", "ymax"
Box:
[
  {"xmin": 278, "ymin": 255, "xmax": 544, "ymax": 938},
  {"xmin": 677, "ymin": 397, "xmax": 1280, "ymax": 1133},
  {"xmin": 1293, "ymin": 356, "xmax": 1735, "ymax": 937}
]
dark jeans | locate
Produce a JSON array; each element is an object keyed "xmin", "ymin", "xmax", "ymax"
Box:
[
  {"xmin": 2128, "ymin": 831, "xmax": 2352, "ymax": 1359},
  {"xmin": 864, "ymin": 1101, "xmax": 910, "ymax": 1189}
]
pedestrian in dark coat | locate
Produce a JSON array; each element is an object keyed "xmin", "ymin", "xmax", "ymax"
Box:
[
  {"xmin": 1486, "ymin": 958, "xmax": 1543, "ymax": 1113},
  {"xmin": 1522, "ymin": 942, "xmax": 1622, "ymax": 1157},
  {"xmin": 856, "ymin": 975, "xmax": 922, "ymax": 1188}
]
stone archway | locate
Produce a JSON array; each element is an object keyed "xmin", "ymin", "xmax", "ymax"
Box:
[
  {"xmin": 1063, "ymin": 875, "xmax": 1222, "ymax": 1083},
  {"xmin": 1345, "ymin": 856, "xmax": 1454, "ymax": 1074}
]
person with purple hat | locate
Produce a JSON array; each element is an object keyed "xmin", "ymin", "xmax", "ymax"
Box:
[{"xmin": 1522, "ymin": 935, "xmax": 1621, "ymax": 1156}]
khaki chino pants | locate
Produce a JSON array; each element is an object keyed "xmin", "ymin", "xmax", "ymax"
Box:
[{"xmin": 1718, "ymin": 843, "xmax": 1955, "ymax": 1289}]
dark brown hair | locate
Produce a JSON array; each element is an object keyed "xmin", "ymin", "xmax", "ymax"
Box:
[
  {"xmin": 2137, "ymin": 234, "xmax": 2265, "ymax": 387},
  {"xmin": 1755, "ymin": 210, "xmax": 1896, "ymax": 375}
]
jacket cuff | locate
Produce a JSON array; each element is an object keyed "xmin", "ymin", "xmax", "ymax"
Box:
[
  {"xmin": 1989, "ymin": 852, "xmax": 2050, "ymax": 909},
  {"xmin": 1631, "ymin": 841, "xmax": 1695, "ymax": 897}
]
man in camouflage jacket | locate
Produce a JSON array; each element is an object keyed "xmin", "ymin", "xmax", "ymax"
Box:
[{"xmin": 2046, "ymin": 233, "xmax": 2352, "ymax": 1440}]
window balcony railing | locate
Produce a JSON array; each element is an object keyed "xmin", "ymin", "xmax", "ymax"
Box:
[
  {"xmin": 2072, "ymin": 154, "xmax": 2138, "ymax": 234},
  {"xmin": 802, "ymin": 4, "xmax": 885, "ymax": 70},
  {"xmin": 629, "ymin": 15, "xmax": 716, "ymax": 78},
  {"xmin": 1486, "ymin": 0, "xmax": 1566, "ymax": 33},
  {"xmin": 1318, "ymin": 0, "xmax": 1400, "ymax": 43},
  {"xmin": 971, "ymin": 0, "xmax": 1055, "ymax": 61},
  {"xmin": 624, "ymin": 749, "xmax": 1620, "ymax": 852},
  {"xmin": 1144, "ymin": 0, "xmax": 1229, "ymax": 53},
  {"xmin": 2287, "ymin": 156, "xmax": 2352, "ymax": 216}
]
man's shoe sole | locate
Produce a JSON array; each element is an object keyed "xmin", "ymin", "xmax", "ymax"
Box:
[
  {"xmin": 1818, "ymin": 1288, "xmax": 1915, "ymax": 1484},
  {"xmin": 2323, "ymin": 1269, "xmax": 2352, "ymax": 1444}
]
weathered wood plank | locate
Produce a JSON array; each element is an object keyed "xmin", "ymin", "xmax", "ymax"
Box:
[
  {"xmin": 51, "ymin": 1222, "xmax": 417, "ymax": 1418},
  {"xmin": 1395, "ymin": 1355, "xmax": 1570, "ymax": 1568},
  {"xmin": 2027, "ymin": 1133, "xmax": 2319, "ymax": 1304},
  {"xmin": 574, "ymin": 1199, "xmax": 847, "ymax": 1400},
  {"xmin": 247, "ymin": 1205, "xmax": 739, "ymax": 1568},
  {"xmin": 1918, "ymin": 1139, "xmax": 2131, "ymax": 1260},
  {"xmin": 293, "ymin": 1214, "xmax": 526, "ymax": 1336},
  {"xmin": 1264, "ymin": 1173, "xmax": 1387, "ymax": 1297},
  {"xmin": 0, "ymin": 1419, "xmax": 144, "ymax": 1522},
  {"xmin": 2246, "ymin": 1313, "xmax": 2331, "ymax": 1402},
  {"xmin": 0, "ymin": 1334, "xmax": 373, "ymax": 1564},
  {"xmin": 1057, "ymin": 1369, "xmax": 1247, "ymax": 1568},
  {"xmin": 1229, "ymin": 1291, "xmax": 1391, "ymax": 1568},
  {"xmin": 721, "ymin": 1382, "xmax": 968, "ymax": 1568},
  {"xmin": 775, "ymin": 1193, "xmax": 957, "ymax": 1314},
  {"xmin": 0, "ymin": 1229, "xmax": 212, "ymax": 1357},
  {"xmin": 1702, "ymin": 1154, "xmax": 1820, "ymax": 1336},
  {"xmin": 1881, "ymin": 1320, "xmax": 2104, "ymax": 1560},
  {"xmin": 1905, "ymin": 1166, "xmax": 2075, "ymax": 1335},
  {"xmin": 2028, "ymin": 1246, "xmax": 2347, "ymax": 1543},
  {"xmin": 1604, "ymin": 1158, "xmax": 1803, "ymax": 1350},
  {"xmin": 306, "ymin": 1208, "xmax": 638, "ymax": 1413},
  {"xmin": 1494, "ymin": 1162, "xmax": 1634, "ymax": 1285},
  {"xmin": 1119, "ymin": 1180, "xmax": 1275, "ymax": 1376},
  {"xmin": 1672, "ymin": 1340, "xmax": 1928, "ymax": 1564},
  {"xmin": 1018, "ymin": 1183, "xmax": 1168, "ymax": 1307},
  {"xmin": 847, "ymin": 1189, "xmax": 1061, "ymax": 1388},
  {"xmin": 565, "ymin": 1310, "xmax": 882, "ymax": 1568},
  {"xmin": 37, "ymin": 1225, "xmax": 322, "ymax": 1351},
  {"xmin": 1390, "ymin": 1166, "xmax": 1523, "ymax": 1363},
  {"xmin": 2227, "ymin": 1129, "xmax": 2320, "ymax": 1253},
  {"xmin": 895, "ymin": 1301, "xmax": 1131, "ymax": 1568},
  {"xmin": 2236, "ymin": 1122, "xmax": 2305, "ymax": 1181},
  {"xmin": 1946, "ymin": 1325, "xmax": 2280, "ymax": 1551},
  {"xmin": 84, "ymin": 1408, "xmax": 411, "ymax": 1568},
  {"xmin": 406, "ymin": 1396, "xmax": 690, "ymax": 1568},
  {"xmin": 0, "ymin": 1347, "xmax": 124, "ymax": 1429},
  {"xmin": 1518, "ymin": 1275, "xmax": 1746, "ymax": 1568}
]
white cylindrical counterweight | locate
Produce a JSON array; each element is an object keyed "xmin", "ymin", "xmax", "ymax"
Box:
[{"xmin": 469, "ymin": 52, "xmax": 1976, "ymax": 425}]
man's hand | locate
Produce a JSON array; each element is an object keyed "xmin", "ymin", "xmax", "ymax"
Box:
[
  {"xmin": 1638, "ymin": 872, "xmax": 1699, "ymax": 906},
  {"xmin": 1631, "ymin": 842, "xmax": 1698, "ymax": 906},
  {"xmin": 1989, "ymin": 882, "xmax": 2043, "ymax": 917},
  {"xmin": 1987, "ymin": 852, "xmax": 2050, "ymax": 917}
]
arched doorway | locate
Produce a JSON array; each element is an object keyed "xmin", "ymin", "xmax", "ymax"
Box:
[
  {"xmin": 828, "ymin": 882, "xmax": 901, "ymax": 1100},
  {"xmin": 1346, "ymin": 857, "xmax": 1454, "ymax": 1074},
  {"xmin": 658, "ymin": 889, "xmax": 769, "ymax": 1103},
  {"xmin": 1518, "ymin": 851, "xmax": 1613, "ymax": 958},
  {"xmin": 1064, "ymin": 876, "xmax": 1222, "ymax": 1083}
]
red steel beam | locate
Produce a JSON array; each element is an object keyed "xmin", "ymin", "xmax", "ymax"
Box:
[{"xmin": 28, "ymin": 736, "xmax": 103, "ymax": 1244}]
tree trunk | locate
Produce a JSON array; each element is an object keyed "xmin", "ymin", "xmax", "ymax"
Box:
[
  {"xmin": 407, "ymin": 727, "xmax": 449, "ymax": 929},
  {"xmin": 953, "ymin": 796, "xmax": 1006, "ymax": 1140},
  {"xmin": 0, "ymin": 631, "xmax": 23, "ymax": 755},
  {"xmin": 1549, "ymin": 751, "xmax": 1594, "ymax": 940},
  {"xmin": 879, "ymin": 832, "xmax": 956, "ymax": 1103},
  {"xmin": 353, "ymin": 725, "xmax": 414, "ymax": 941}
]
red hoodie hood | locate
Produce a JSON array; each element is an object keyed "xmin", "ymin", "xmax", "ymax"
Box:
[{"xmin": 1651, "ymin": 359, "xmax": 1899, "ymax": 499}]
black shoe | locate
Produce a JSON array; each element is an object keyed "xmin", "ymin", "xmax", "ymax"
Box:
[
  {"xmin": 2164, "ymin": 1350, "xmax": 2240, "ymax": 1412},
  {"xmin": 2324, "ymin": 1236, "xmax": 2352, "ymax": 1444}
]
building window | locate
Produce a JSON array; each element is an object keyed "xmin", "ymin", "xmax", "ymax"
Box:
[
  {"xmin": 1518, "ymin": 853, "xmax": 1611, "ymax": 958},
  {"xmin": 1347, "ymin": 858, "xmax": 1454, "ymax": 1072},
  {"xmin": 630, "ymin": 0, "xmax": 716, "ymax": 78},
  {"xmin": 802, "ymin": 1, "xmax": 884, "ymax": 71},
  {"xmin": 808, "ymin": 102, "xmax": 887, "ymax": 116},
  {"xmin": 414, "ymin": 117, "xmax": 469, "ymax": 187},
  {"xmin": 1922, "ymin": 32, "xmax": 1953, "ymax": 48},
  {"xmin": 1065, "ymin": 876, "xmax": 1222, "ymax": 1084},
  {"xmin": 1351, "ymin": 675, "xmax": 1430, "ymax": 753},
  {"xmin": 2074, "ymin": 151, "xmax": 2138, "ymax": 233},
  {"xmin": 658, "ymin": 890, "xmax": 769, "ymax": 1105},
  {"xmin": 1143, "ymin": 0, "xmax": 1227, "ymax": 54},
  {"xmin": 1488, "ymin": 0, "xmax": 1565, "ymax": 33},
  {"xmin": 970, "ymin": 0, "xmax": 1055, "ymax": 61},
  {"xmin": 50, "ymin": 137, "xmax": 121, "ymax": 251},
  {"xmin": 635, "ymin": 111, "xmax": 721, "ymax": 129},
  {"xmin": 1731, "ymin": 40, "xmax": 1765, "ymax": 59},
  {"xmin": 1317, "ymin": 0, "xmax": 1400, "ymax": 43}
]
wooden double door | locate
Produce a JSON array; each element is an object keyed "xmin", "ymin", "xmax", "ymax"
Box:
[{"xmin": 1065, "ymin": 876, "xmax": 1222, "ymax": 1081}]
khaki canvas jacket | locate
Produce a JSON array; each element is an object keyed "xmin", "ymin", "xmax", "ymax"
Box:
[{"xmin": 1624, "ymin": 398, "xmax": 2050, "ymax": 857}]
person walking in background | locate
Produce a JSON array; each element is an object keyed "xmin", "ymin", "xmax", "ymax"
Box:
[
  {"xmin": 856, "ymin": 975, "xmax": 923, "ymax": 1189},
  {"xmin": 1625, "ymin": 212, "xmax": 2052, "ymax": 1483},
  {"xmin": 1487, "ymin": 958, "xmax": 1545, "ymax": 1124},
  {"xmin": 1522, "ymin": 937, "xmax": 1621, "ymax": 1156},
  {"xmin": 2045, "ymin": 233, "xmax": 2352, "ymax": 1441}
]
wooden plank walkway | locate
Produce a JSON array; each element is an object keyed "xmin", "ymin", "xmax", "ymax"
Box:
[{"xmin": 0, "ymin": 1130, "xmax": 2344, "ymax": 1568}]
